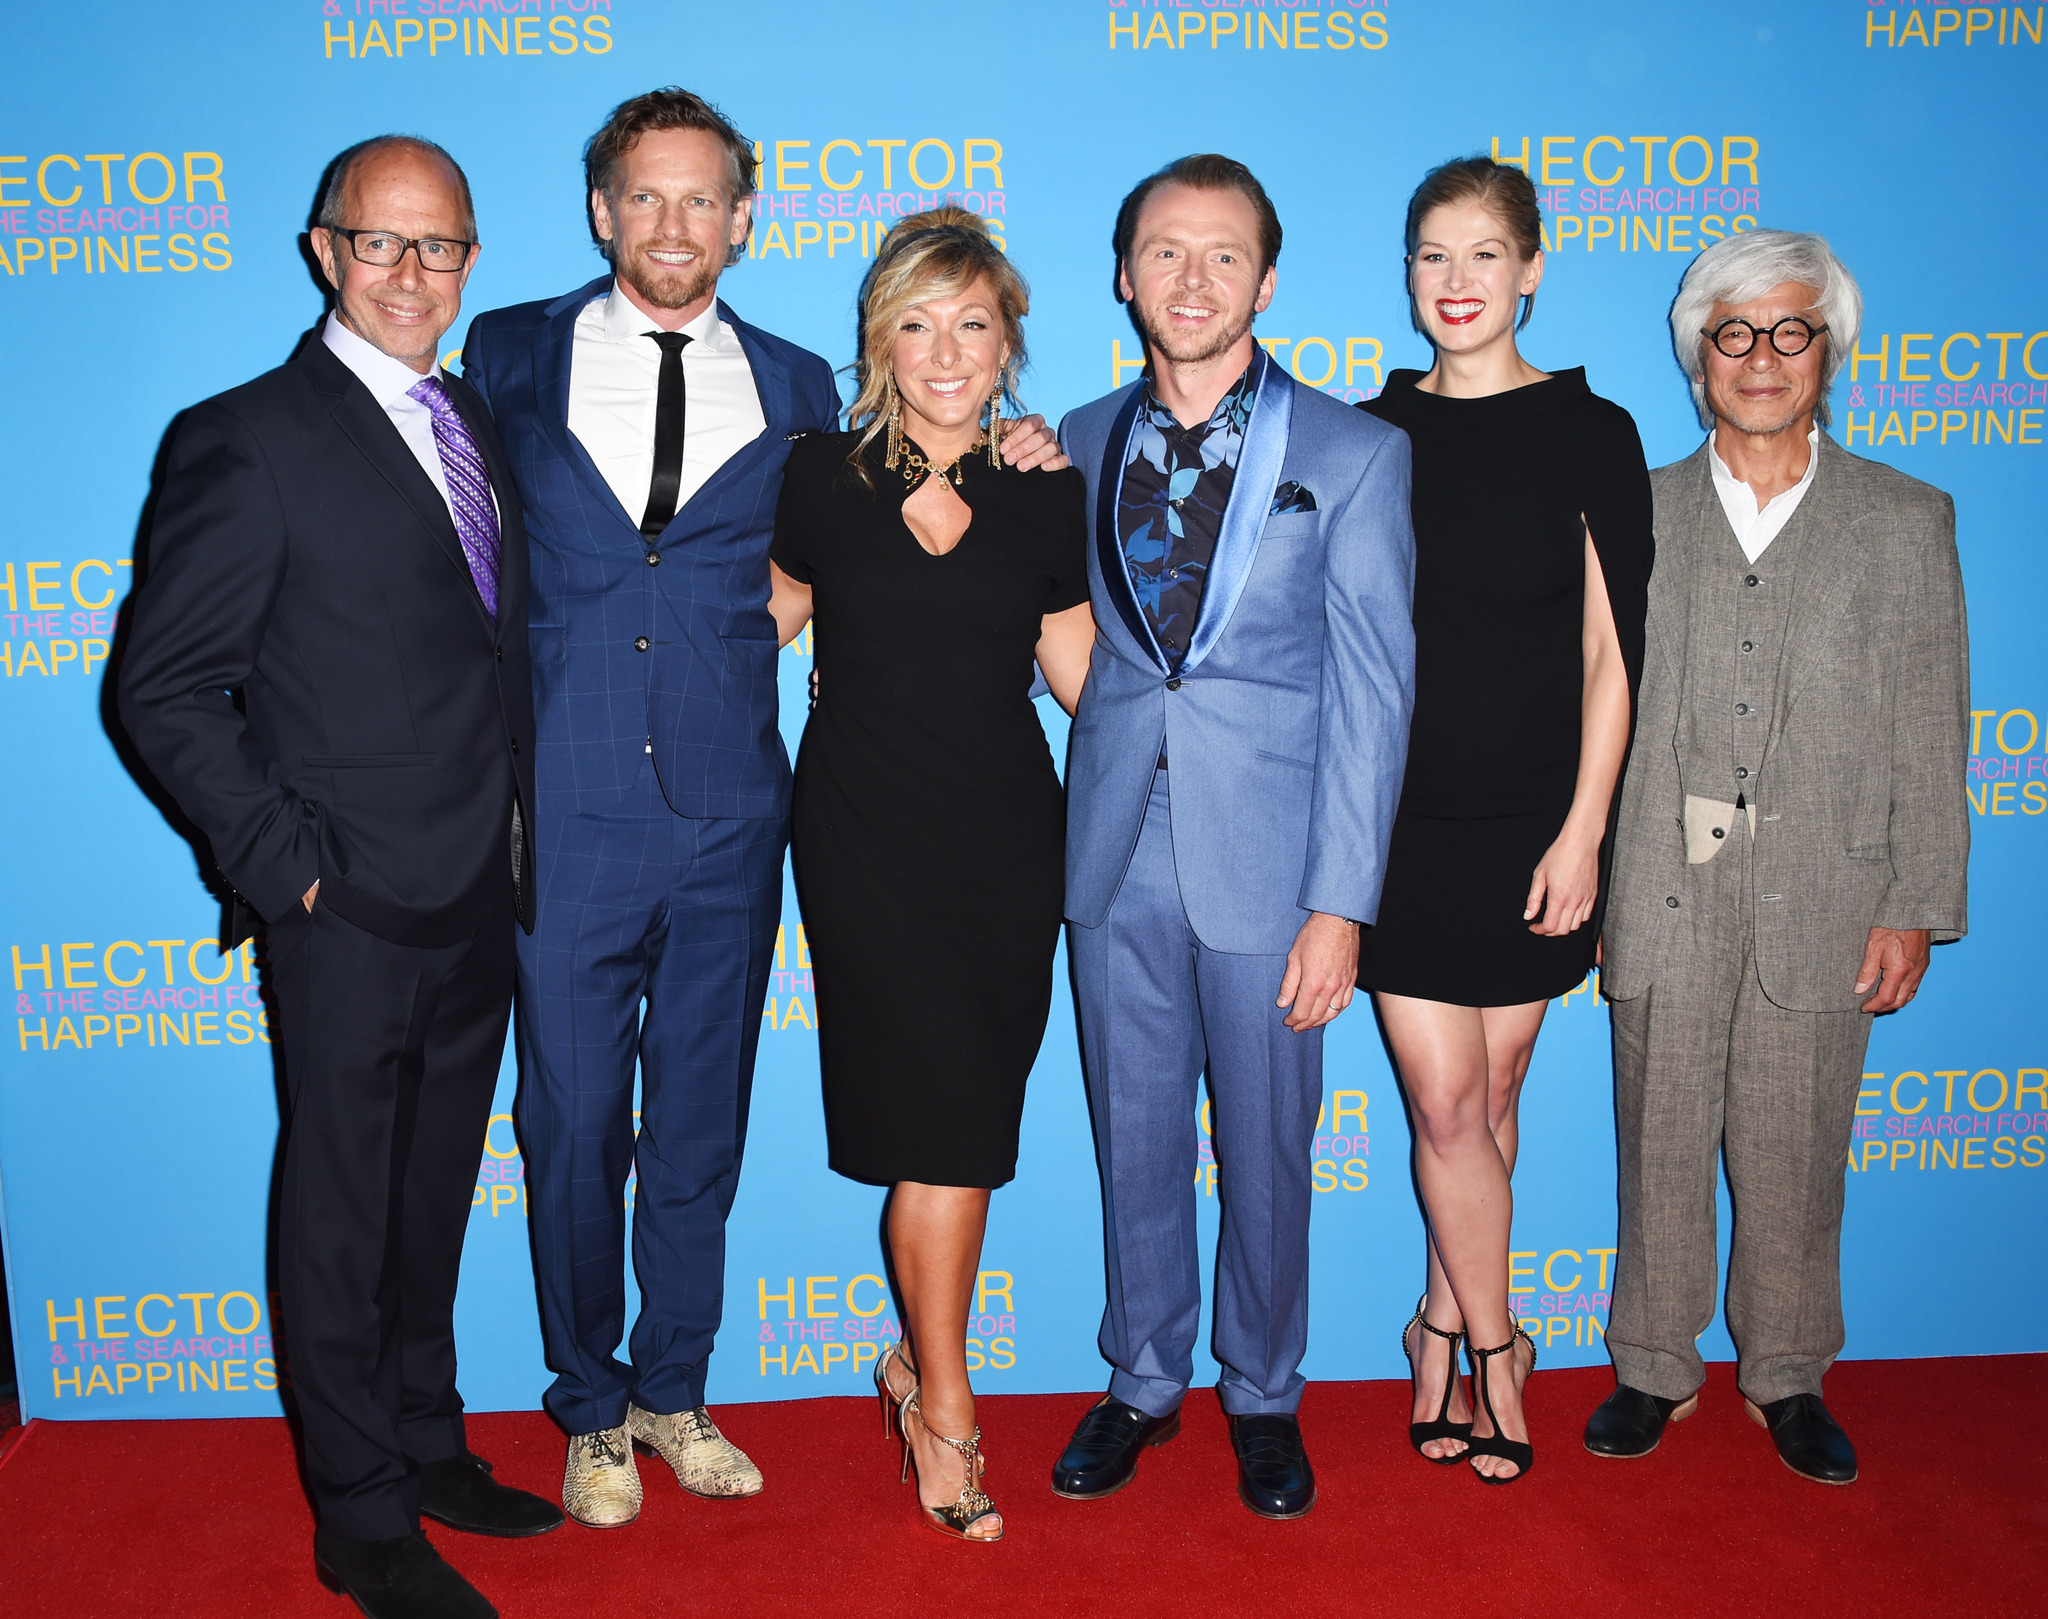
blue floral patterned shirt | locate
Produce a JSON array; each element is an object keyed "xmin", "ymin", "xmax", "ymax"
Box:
[{"xmin": 1116, "ymin": 353, "xmax": 1262, "ymax": 670}]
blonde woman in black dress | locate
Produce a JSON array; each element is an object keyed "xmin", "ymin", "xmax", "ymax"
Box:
[
  {"xmin": 1358, "ymin": 159, "xmax": 1652, "ymax": 1483},
  {"xmin": 767, "ymin": 210, "xmax": 1094, "ymax": 1540}
]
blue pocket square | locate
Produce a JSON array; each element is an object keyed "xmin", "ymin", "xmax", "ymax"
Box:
[{"xmin": 1269, "ymin": 480, "xmax": 1317, "ymax": 515}]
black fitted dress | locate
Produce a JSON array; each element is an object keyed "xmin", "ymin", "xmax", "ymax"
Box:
[
  {"xmin": 1356, "ymin": 368, "xmax": 1652, "ymax": 1005},
  {"xmin": 772, "ymin": 432, "xmax": 1089, "ymax": 1188}
]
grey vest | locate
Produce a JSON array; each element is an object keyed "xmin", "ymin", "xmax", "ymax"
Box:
[{"xmin": 1676, "ymin": 509, "xmax": 1809, "ymax": 808}]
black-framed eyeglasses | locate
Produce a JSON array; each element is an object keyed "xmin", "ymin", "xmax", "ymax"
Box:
[
  {"xmin": 1703, "ymin": 316, "xmax": 1827, "ymax": 359},
  {"xmin": 332, "ymin": 229, "xmax": 475, "ymax": 272}
]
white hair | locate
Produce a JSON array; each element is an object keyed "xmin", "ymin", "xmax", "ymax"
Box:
[{"xmin": 1669, "ymin": 229, "xmax": 1862, "ymax": 429}]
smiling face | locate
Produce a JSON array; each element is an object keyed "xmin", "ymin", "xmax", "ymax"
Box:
[
  {"xmin": 1700, "ymin": 280, "xmax": 1828, "ymax": 437},
  {"xmin": 591, "ymin": 126, "xmax": 752, "ymax": 325},
  {"xmin": 310, "ymin": 146, "xmax": 477, "ymax": 373},
  {"xmin": 1118, "ymin": 182, "xmax": 1276, "ymax": 367},
  {"xmin": 1410, "ymin": 199, "xmax": 1542, "ymax": 358},
  {"xmin": 888, "ymin": 275, "xmax": 1009, "ymax": 456}
]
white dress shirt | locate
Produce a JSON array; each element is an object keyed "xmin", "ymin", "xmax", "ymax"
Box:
[
  {"xmin": 1708, "ymin": 424, "xmax": 1819, "ymax": 564},
  {"xmin": 321, "ymin": 312, "xmax": 495, "ymax": 529},
  {"xmin": 567, "ymin": 284, "xmax": 767, "ymax": 526}
]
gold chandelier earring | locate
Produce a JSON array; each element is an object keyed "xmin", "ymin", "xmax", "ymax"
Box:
[
  {"xmin": 986, "ymin": 373, "xmax": 1004, "ymax": 468},
  {"xmin": 884, "ymin": 387, "xmax": 904, "ymax": 471}
]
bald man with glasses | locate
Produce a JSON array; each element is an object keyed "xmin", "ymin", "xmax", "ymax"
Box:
[{"xmin": 120, "ymin": 136, "xmax": 560, "ymax": 1619}]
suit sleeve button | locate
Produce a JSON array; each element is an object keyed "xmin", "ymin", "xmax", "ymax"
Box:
[
  {"xmin": 1666, "ymin": 896, "xmax": 1681, "ymax": 908},
  {"xmin": 634, "ymin": 636, "xmax": 650, "ymax": 652}
]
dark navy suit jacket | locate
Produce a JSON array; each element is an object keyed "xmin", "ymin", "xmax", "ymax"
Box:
[
  {"xmin": 462, "ymin": 277, "xmax": 839, "ymax": 824},
  {"xmin": 119, "ymin": 334, "xmax": 536, "ymax": 948}
]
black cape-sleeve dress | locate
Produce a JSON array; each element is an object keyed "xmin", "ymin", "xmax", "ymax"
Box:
[{"xmin": 1356, "ymin": 368, "xmax": 1653, "ymax": 1005}]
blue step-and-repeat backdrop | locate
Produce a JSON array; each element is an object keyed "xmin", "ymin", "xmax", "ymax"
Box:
[{"xmin": 2, "ymin": 2, "xmax": 2043, "ymax": 1421}]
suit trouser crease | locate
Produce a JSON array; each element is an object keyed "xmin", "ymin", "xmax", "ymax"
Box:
[
  {"xmin": 1606, "ymin": 815, "xmax": 1871, "ymax": 1406},
  {"xmin": 1071, "ymin": 773, "xmax": 1321, "ymax": 1419},
  {"xmin": 516, "ymin": 760, "xmax": 782, "ymax": 1434},
  {"xmin": 274, "ymin": 899, "xmax": 513, "ymax": 1542}
]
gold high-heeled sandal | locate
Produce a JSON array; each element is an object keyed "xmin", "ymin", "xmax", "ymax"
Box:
[
  {"xmin": 900, "ymin": 1391, "xmax": 1002, "ymax": 1542},
  {"xmin": 874, "ymin": 1340, "xmax": 917, "ymax": 1438}
]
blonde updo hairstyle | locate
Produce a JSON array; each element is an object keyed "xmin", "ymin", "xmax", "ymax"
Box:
[{"xmin": 846, "ymin": 208, "xmax": 1029, "ymax": 477}]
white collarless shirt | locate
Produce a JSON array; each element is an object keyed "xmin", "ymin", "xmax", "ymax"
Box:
[
  {"xmin": 566, "ymin": 283, "xmax": 767, "ymax": 527},
  {"xmin": 1708, "ymin": 425, "xmax": 1819, "ymax": 564},
  {"xmin": 322, "ymin": 312, "xmax": 496, "ymax": 529}
]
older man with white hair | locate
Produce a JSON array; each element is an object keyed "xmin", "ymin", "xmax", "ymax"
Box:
[{"xmin": 1585, "ymin": 230, "xmax": 1969, "ymax": 1484}]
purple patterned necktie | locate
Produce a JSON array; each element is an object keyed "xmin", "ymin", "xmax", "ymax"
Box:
[{"xmin": 407, "ymin": 374, "xmax": 501, "ymax": 618}]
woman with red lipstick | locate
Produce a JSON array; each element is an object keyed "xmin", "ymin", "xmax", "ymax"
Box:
[{"xmin": 1358, "ymin": 157, "xmax": 1653, "ymax": 1484}]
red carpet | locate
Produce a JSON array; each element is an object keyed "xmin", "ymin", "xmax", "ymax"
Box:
[{"xmin": 0, "ymin": 1359, "xmax": 2039, "ymax": 1619}]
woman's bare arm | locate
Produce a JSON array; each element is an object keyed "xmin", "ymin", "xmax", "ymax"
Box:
[{"xmin": 1034, "ymin": 601, "xmax": 1097, "ymax": 716}]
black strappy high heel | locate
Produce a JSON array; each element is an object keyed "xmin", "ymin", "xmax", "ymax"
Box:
[
  {"xmin": 1401, "ymin": 1296, "xmax": 1472, "ymax": 1463},
  {"xmin": 1465, "ymin": 1326, "xmax": 1536, "ymax": 1485}
]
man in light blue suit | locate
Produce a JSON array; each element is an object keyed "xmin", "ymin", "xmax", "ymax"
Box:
[{"xmin": 1050, "ymin": 156, "xmax": 1416, "ymax": 1520}]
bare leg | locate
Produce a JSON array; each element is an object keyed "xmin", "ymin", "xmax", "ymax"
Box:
[
  {"xmin": 886, "ymin": 1182, "xmax": 1000, "ymax": 1538},
  {"xmin": 1381, "ymin": 993, "xmax": 1546, "ymax": 1480}
]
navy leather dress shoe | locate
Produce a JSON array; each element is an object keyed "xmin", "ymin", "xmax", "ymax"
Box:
[
  {"xmin": 1050, "ymin": 1395, "xmax": 1181, "ymax": 1499},
  {"xmin": 418, "ymin": 1451, "xmax": 566, "ymax": 1537},
  {"xmin": 1228, "ymin": 1414, "xmax": 1315, "ymax": 1519},
  {"xmin": 1748, "ymin": 1393, "xmax": 1858, "ymax": 1484},
  {"xmin": 1583, "ymin": 1384, "xmax": 1701, "ymax": 1458}
]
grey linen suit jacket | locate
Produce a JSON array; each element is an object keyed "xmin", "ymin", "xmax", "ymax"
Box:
[{"xmin": 1602, "ymin": 433, "xmax": 1970, "ymax": 1013}]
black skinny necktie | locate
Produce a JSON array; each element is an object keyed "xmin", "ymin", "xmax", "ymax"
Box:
[{"xmin": 640, "ymin": 330, "xmax": 692, "ymax": 539}]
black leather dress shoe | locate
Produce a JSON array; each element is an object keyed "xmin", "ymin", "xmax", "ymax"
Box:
[
  {"xmin": 1747, "ymin": 1393, "xmax": 1858, "ymax": 1484},
  {"xmin": 1227, "ymin": 1414, "xmax": 1315, "ymax": 1519},
  {"xmin": 1050, "ymin": 1395, "xmax": 1181, "ymax": 1499},
  {"xmin": 1583, "ymin": 1384, "xmax": 1701, "ymax": 1458},
  {"xmin": 313, "ymin": 1528, "xmax": 496, "ymax": 1619},
  {"xmin": 419, "ymin": 1451, "xmax": 566, "ymax": 1537}
]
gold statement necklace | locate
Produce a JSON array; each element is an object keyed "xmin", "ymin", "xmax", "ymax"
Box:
[{"xmin": 897, "ymin": 438, "xmax": 986, "ymax": 491}]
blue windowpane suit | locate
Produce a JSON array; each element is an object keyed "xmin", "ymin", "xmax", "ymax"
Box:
[{"xmin": 463, "ymin": 278, "xmax": 838, "ymax": 1433}]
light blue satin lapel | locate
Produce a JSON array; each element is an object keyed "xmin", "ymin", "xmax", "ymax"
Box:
[{"xmin": 1182, "ymin": 349, "xmax": 1291, "ymax": 673}]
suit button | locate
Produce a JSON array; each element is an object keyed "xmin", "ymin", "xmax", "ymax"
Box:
[
  {"xmin": 634, "ymin": 636, "xmax": 650, "ymax": 652},
  {"xmin": 1666, "ymin": 896, "xmax": 1681, "ymax": 908},
  {"xmin": 495, "ymin": 648, "xmax": 503, "ymax": 662},
  {"xmin": 1740, "ymin": 641, "xmax": 1754, "ymax": 653},
  {"xmin": 510, "ymin": 738, "xmax": 520, "ymax": 755},
  {"xmin": 1744, "ymin": 573, "xmax": 1759, "ymax": 587},
  {"xmin": 647, "ymin": 551, "xmax": 661, "ymax": 566},
  {"xmin": 1165, "ymin": 677, "xmax": 1182, "ymax": 691},
  {"xmin": 1711, "ymin": 826, "xmax": 1724, "ymax": 839},
  {"xmin": 1735, "ymin": 703, "xmax": 1749, "ymax": 715},
  {"xmin": 1735, "ymin": 766, "xmax": 1750, "ymax": 779}
]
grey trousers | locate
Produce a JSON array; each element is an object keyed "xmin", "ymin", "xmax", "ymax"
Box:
[{"xmin": 1606, "ymin": 817, "xmax": 1873, "ymax": 1406}]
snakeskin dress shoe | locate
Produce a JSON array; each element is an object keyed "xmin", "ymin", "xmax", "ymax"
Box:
[
  {"xmin": 563, "ymin": 1425, "xmax": 643, "ymax": 1528},
  {"xmin": 1747, "ymin": 1393, "xmax": 1858, "ymax": 1484},
  {"xmin": 419, "ymin": 1450, "xmax": 565, "ymax": 1537},
  {"xmin": 627, "ymin": 1404, "xmax": 765, "ymax": 1498}
]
